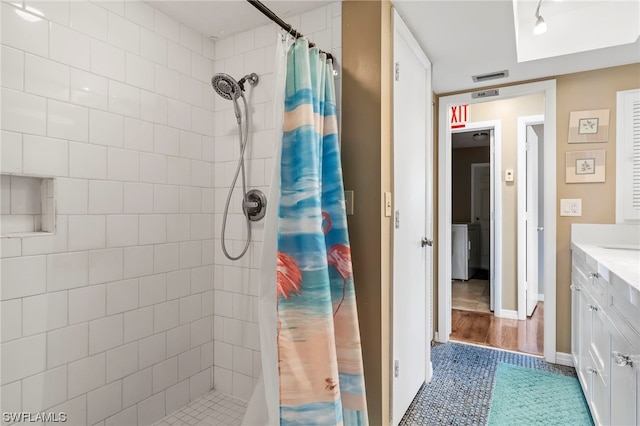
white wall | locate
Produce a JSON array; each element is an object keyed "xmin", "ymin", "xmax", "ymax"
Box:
[
  {"xmin": 210, "ymin": 2, "xmax": 342, "ymax": 401},
  {"xmin": 1, "ymin": 1, "xmax": 216, "ymax": 425},
  {"xmin": 0, "ymin": 0, "xmax": 342, "ymax": 424}
]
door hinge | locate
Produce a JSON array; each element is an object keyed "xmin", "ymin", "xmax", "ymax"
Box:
[
  {"xmin": 395, "ymin": 210, "xmax": 400, "ymax": 229},
  {"xmin": 525, "ymin": 142, "xmax": 530, "ymax": 151},
  {"xmin": 395, "ymin": 62, "xmax": 400, "ymax": 81},
  {"xmin": 394, "ymin": 360, "xmax": 400, "ymax": 378}
]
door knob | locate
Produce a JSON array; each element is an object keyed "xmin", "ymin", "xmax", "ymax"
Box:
[
  {"xmin": 421, "ymin": 237, "xmax": 433, "ymax": 247},
  {"xmin": 537, "ymin": 227, "xmax": 544, "ymax": 231}
]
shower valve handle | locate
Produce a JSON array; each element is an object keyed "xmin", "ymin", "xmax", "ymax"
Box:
[{"xmin": 243, "ymin": 200, "xmax": 260, "ymax": 209}]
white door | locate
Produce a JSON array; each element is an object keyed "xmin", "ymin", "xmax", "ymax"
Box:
[
  {"xmin": 392, "ymin": 11, "xmax": 431, "ymax": 425},
  {"xmin": 525, "ymin": 125, "xmax": 539, "ymax": 316},
  {"xmin": 517, "ymin": 122, "xmax": 539, "ymax": 319}
]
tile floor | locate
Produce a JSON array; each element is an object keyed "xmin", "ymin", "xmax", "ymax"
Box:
[
  {"xmin": 451, "ymin": 278, "xmax": 491, "ymax": 313},
  {"xmin": 399, "ymin": 342, "xmax": 579, "ymax": 425},
  {"xmin": 153, "ymin": 390, "xmax": 247, "ymax": 426}
]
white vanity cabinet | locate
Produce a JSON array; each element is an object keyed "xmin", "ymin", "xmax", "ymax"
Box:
[
  {"xmin": 571, "ymin": 224, "xmax": 640, "ymax": 426},
  {"xmin": 610, "ymin": 327, "xmax": 639, "ymax": 426}
]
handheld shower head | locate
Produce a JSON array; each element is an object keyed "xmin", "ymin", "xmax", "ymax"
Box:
[
  {"xmin": 212, "ymin": 73, "xmax": 242, "ymax": 101},
  {"xmin": 212, "ymin": 73, "xmax": 260, "ymax": 124}
]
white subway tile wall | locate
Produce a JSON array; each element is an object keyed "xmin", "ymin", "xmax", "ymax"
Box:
[
  {"xmin": 0, "ymin": 1, "xmax": 341, "ymax": 425},
  {"xmin": 209, "ymin": 1, "xmax": 342, "ymax": 403},
  {"xmin": 0, "ymin": 0, "xmax": 214, "ymax": 425}
]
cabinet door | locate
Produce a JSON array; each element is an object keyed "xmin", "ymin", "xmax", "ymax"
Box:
[
  {"xmin": 571, "ymin": 284, "xmax": 582, "ymax": 368},
  {"xmin": 610, "ymin": 330, "xmax": 638, "ymax": 426},
  {"xmin": 589, "ymin": 353, "xmax": 609, "ymax": 426},
  {"xmin": 590, "ymin": 304, "xmax": 610, "ymax": 377},
  {"xmin": 587, "ymin": 301, "xmax": 611, "ymax": 424},
  {"xmin": 578, "ymin": 289, "xmax": 594, "ymax": 392}
]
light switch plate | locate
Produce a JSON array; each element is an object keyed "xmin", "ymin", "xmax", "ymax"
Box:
[
  {"xmin": 505, "ymin": 169, "xmax": 514, "ymax": 182},
  {"xmin": 560, "ymin": 198, "xmax": 582, "ymax": 216}
]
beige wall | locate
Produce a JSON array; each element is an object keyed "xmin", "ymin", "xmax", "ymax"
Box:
[
  {"xmin": 469, "ymin": 94, "xmax": 545, "ymax": 310},
  {"xmin": 555, "ymin": 63, "xmax": 640, "ymax": 353},
  {"xmin": 452, "ymin": 147, "xmax": 490, "ymax": 223},
  {"xmin": 341, "ymin": 2, "xmax": 393, "ymax": 424},
  {"xmin": 435, "ymin": 63, "xmax": 640, "ymax": 351},
  {"xmin": 344, "ymin": 0, "xmax": 639, "ymax": 412}
]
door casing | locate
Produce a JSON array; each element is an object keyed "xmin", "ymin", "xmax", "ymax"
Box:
[{"xmin": 437, "ymin": 80, "xmax": 557, "ymax": 363}]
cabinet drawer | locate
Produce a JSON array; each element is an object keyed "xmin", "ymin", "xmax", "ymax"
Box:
[
  {"xmin": 609, "ymin": 273, "xmax": 640, "ymax": 338},
  {"xmin": 572, "ymin": 251, "xmax": 602, "ymax": 299}
]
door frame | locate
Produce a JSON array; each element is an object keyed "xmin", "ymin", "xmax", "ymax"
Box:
[
  {"xmin": 517, "ymin": 114, "xmax": 544, "ymax": 319},
  {"xmin": 470, "ymin": 162, "xmax": 490, "ymax": 272},
  {"xmin": 437, "ymin": 80, "xmax": 557, "ymax": 363},
  {"xmin": 450, "ymin": 120, "xmax": 502, "ymax": 322},
  {"xmin": 391, "ymin": 9, "xmax": 433, "ymax": 425}
]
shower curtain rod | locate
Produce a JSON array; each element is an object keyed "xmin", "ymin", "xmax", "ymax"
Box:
[{"xmin": 246, "ymin": 0, "xmax": 334, "ymax": 61}]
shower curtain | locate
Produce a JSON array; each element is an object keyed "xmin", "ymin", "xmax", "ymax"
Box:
[{"xmin": 275, "ymin": 39, "xmax": 368, "ymax": 425}]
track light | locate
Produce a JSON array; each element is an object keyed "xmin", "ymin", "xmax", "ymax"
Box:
[
  {"xmin": 534, "ymin": 15, "xmax": 547, "ymax": 34},
  {"xmin": 534, "ymin": 0, "xmax": 547, "ymax": 35}
]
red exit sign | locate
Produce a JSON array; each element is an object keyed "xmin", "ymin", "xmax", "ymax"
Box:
[{"xmin": 450, "ymin": 104, "xmax": 469, "ymax": 129}]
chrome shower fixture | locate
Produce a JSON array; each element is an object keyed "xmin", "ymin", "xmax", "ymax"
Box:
[
  {"xmin": 212, "ymin": 71, "xmax": 266, "ymax": 261},
  {"xmin": 211, "ymin": 73, "xmax": 259, "ymax": 100}
]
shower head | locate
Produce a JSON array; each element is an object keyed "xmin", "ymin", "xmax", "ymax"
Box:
[
  {"xmin": 211, "ymin": 73, "xmax": 260, "ymax": 101},
  {"xmin": 212, "ymin": 73, "xmax": 242, "ymax": 101}
]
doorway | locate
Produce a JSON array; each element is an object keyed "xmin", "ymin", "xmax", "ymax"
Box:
[
  {"xmin": 438, "ymin": 81, "xmax": 557, "ymax": 363},
  {"xmin": 450, "ymin": 128, "xmax": 493, "ymax": 317}
]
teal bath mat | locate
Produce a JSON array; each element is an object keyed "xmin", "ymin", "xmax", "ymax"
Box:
[{"xmin": 487, "ymin": 362, "xmax": 593, "ymax": 425}]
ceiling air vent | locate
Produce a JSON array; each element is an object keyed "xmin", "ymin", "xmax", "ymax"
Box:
[{"xmin": 472, "ymin": 70, "xmax": 509, "ymax": 83}]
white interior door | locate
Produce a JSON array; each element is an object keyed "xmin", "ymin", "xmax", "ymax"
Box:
[
  {"xmin": 525, "ymin": 125, "xmax": 539, "ymax": 316},
  {"xmin": 392, "ymin": 11, "xmax": 430, "ymax": 425},
  {"xmin": 518, "ymin": 119, "xmax": 541, "ymax": 319}
]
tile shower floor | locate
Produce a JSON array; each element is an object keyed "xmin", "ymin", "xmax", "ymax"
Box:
[{"xmin": 153, "ymin": 390, "xmax": 247, "ymax": 426}]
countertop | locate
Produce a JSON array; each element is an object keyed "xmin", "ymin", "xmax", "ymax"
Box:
[{"xmin": 571, "ymin": 242, "xmax": 640, "ymax": 292}]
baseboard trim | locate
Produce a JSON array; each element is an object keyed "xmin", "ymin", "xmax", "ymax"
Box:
[
  {"xmin": 555, "ymin": 352, "xmax": 574, "ymax": 367},
  {"xmin": 497, "ymin": 309, "xmax": 519, "ymax": 320},
  {"xmin": 538, "ymin": 293, "xmax": 545, "ymax": 302},
  {"xmin": 426, "ymin": 360, "xmax": 433, "ymax": 383}
]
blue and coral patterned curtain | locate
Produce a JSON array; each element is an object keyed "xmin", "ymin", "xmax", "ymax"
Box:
[{"xmin": 275, "ymin": 38, "xmax": 369, "ymax": 426}]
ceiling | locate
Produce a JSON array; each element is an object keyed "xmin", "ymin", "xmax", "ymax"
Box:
[
  {"xmin": 152, "ymin": 0, "xmax": 640, "ymax": 94},
  {"xmin": 151, "ymin": 1, "xmax": 332, "ymax": 41},
  {"xmin": 452, "ymin": 130, "xmax": 490, "ymax": 149}
]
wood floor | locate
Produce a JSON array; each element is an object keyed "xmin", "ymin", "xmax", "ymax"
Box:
[{"xmin": 451, "ymin": 302, "xmax": 544, "ymax": 356}]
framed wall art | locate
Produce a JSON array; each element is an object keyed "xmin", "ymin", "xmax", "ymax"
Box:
[
  {"xmin": 568, "ymin": 109, "xmax": 610, "ymax": 143},
  {"xmin": 566, "ymin": 149, "xmax": 606, "ymax": 183}
]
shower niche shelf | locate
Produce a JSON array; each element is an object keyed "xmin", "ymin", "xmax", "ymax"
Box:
[{"xmin": 1, "ymin": 174, "xmax": 56, "ymax": 237}]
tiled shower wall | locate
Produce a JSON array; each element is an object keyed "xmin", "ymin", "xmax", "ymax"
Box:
[
  {"xmin": 1, "ymin": 1, "xmax": 216, "ymax": 424},
  {"xmin": 210, "ymin": 2, "xmax": 342, "ymax": 401},
  {"xmin": 0, "ymin": 0, "xmax": 341, "ymax": 424}
]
